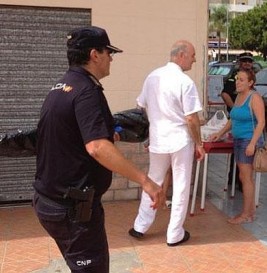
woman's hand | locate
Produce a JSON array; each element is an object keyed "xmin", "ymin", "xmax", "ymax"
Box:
[
  {"xmin": 208, "ymin": 133, "xmax": 221, "ymax": 142},
  {"xmin": 246, "ymin": 143, "xmax": 256, "ymax": 156},
  {"xmin": 208, "ymin": 120, "xmax": 231, "ymax": 143}
]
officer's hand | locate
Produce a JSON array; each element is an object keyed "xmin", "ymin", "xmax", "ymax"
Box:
[{"xmin": 142, "ymin": 177, "xmax": 165, "ymax": 210}]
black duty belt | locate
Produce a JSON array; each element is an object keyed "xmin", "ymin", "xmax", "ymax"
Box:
[{"xmin": 36, "ymin": 192, "xmax": 75, "ymax": 208}]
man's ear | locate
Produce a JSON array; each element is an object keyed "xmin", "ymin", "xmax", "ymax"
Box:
[
  {"xmin": 179, "ymin": 51, "xmax": 186, "ymax": 58},
  {"xmin": 89, "ymin": 49, "xmax": 99, "ymax": 61}
]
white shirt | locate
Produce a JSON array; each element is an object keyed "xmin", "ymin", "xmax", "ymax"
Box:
[{"xmin": 137, "ymin": 62, "xmax": 202, "ymax": 153}]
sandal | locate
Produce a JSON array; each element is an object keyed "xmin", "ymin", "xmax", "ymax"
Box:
[{"xmin": 227, "ymin": 215, "xmax": 254, "ymax": 225}]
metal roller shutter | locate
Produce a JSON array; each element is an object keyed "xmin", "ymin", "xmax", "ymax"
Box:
[{"xmin": 0, "ymin": 5, "xmax": 91, "ymax": 203}]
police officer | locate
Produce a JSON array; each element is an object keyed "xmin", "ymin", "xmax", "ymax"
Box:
[{"xmin": 33, "ymin": 26, "xmax": 164, "ymax": 273}]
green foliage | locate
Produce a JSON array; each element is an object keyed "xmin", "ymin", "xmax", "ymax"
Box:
[
  {"xmin": 209, "ymin": 5, "xmax": 229, "ymax": 61},
  {"xmin": 209, "ymin": 5, "xmax": 228, "ymax": 35},
  {"xmin": 229, "ymin": 3, "xmax": 267, "ymax": 59},
  {"xmin": 256, "ymin": 60, "xmax": 267, "ymax": 68}
]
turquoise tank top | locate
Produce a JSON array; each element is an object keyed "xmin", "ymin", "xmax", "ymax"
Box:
[{"xmin": 230, "ymin": 93, "xmax": 257, "ymax": 139}]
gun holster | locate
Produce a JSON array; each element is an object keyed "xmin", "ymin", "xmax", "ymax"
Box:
[{"xmin": 64, "ymin": 186, "xmax": 95, "ymax": 223}]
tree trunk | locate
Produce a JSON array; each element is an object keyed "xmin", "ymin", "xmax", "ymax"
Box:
[{"xmin": 218, "ymin": 31, "xmax": 221, "ymax": 61}]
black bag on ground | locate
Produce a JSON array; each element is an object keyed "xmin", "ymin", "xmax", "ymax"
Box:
[
  {"xmin": 0, "ymin": 108, "xmax": 149, "ymax": 157},
  {"xmin": 0, "ymin": 128, "xmax": 37, "ymax": 157},
  {"xmin": 113, "ymin": 108, "xmax": 149, "ymax": 143}
]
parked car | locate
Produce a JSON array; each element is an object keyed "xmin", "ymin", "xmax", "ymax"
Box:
[
  {"xmin": 207, "ymin": 61, "xmax": 262, "ymax": 105},
  {"xmin": 255, "ymin": 68, "xmax": 267, "ymax": 129},
  {"xmin": 255, "ymin": 68, "xmax": 267, "ymax": 97},
  {"xmin": 208, "ymin": 61, "xmax": 263, "ymax": 83}
]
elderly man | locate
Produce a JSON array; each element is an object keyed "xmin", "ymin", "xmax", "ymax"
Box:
[{"xmin": 129, "ymin": 40, "xmax": 205, "ymax": 246}]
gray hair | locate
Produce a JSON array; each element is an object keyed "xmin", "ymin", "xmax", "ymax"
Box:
[{"xmin": 170, "ymin": 42, "xmax": 188, "ymax": 57}]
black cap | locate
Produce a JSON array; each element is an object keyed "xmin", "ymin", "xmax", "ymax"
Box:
[
  {"xmin": 239, "ymin": 52, "xmax": 253, "ymax": 62},
  {"xmin": 67, "ymin": 26, "xmax": 123, "ymax": 53}
]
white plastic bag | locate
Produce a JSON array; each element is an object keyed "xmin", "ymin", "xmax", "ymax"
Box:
[{"xmin": 201, "ymin": 110, "xmax": 228, "ymax": 141}]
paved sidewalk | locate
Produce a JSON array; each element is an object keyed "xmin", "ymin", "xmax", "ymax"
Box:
[{"xmin": 1, "ymin": 199, "xmax": 267, "ymax": 273}]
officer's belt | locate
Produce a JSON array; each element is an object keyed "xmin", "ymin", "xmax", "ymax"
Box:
[{"xmin": 36, "ymin": 192, "xmax": 75, "ymax": 208}]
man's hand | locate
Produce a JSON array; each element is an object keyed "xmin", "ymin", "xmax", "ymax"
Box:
[
  {"xmin": 195, "ymin": 145, "xmax": 205, "ymax": 161},
  {"xmin": 142, "ymin": 177, "xmax": 165, "ymax": 210}
]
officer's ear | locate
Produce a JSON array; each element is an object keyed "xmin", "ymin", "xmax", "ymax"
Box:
[{"xmin": 89, "ymin": 49, "xmax": 98, "ymax": 61}]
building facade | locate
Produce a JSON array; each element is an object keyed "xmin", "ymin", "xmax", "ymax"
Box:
[
  {"xmin": 0, "ymin": 0, "xmax": 208, "ymax": 203},
  {"xmin": 210, "ymin": 0, "xmax": 265, "ymax": 5}
]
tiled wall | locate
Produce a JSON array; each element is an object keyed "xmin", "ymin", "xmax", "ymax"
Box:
[{"xmin": 102, "ymin": 142, "xmax": 149, "ymax": 202}]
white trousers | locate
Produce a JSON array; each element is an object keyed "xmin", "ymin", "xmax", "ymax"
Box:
[{"xmin": 133, "ymin": 143, "xmax": 194, "ymax": 244}]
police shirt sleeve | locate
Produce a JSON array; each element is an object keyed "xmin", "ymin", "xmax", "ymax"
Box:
[{"xmin": 74, "ymin": 87, "xmax": 110, "ymax": 144}]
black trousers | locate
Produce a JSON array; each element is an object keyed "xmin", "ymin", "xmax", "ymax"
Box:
[{"xmin": 33, "ymin": 193, "xmax": 109, "ymax": 273}]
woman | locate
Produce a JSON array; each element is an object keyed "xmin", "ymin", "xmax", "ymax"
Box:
[{"xmin": 210, "ymin": 68, "xmax": 265, "ymax": 224}]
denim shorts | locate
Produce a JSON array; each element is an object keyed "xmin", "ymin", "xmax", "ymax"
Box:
[{"xmin": 234, "ymin": 138, "xmax": 261, "ymax": 164}]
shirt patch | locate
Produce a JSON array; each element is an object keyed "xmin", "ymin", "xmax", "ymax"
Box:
[
  {"xmin": 51, "ymin": 83, "xmax": 73, "ymax": 92},
  {"xmin": 76, "ymin": 259, "xmax": 92, "ymax": 266}
]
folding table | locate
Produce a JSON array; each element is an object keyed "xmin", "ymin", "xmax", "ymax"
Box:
[{"xmin": 190, "ymin": 140, "xmax": 235, "ymax": 216}]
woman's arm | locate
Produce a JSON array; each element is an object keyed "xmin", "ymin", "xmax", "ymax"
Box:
[{"xmin": 209, "ymin": 120, "xmax": 232, "ymax": 142}]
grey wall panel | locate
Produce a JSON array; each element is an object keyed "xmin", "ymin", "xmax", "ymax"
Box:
[{"xmin": 0, "ymin": 5, "xmax": 91, "ymax": 202}]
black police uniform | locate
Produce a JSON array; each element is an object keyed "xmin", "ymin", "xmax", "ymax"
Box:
[
  {"xmin": 221, "ymin": 69, "xmax": 238, "ymax": 114},
  {"xmin": 33, "ymin": 66, "xmax": 114, "ymax": 273}
]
